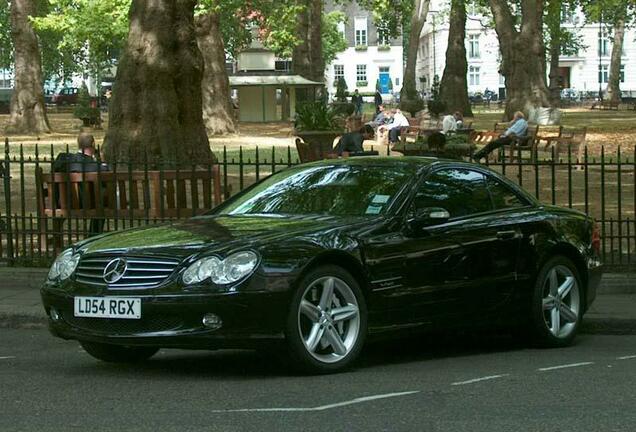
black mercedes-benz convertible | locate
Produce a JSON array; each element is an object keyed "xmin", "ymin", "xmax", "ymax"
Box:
[{"xmin": 42, "ymin": 157, "xmax": 603, "ymax": 373}]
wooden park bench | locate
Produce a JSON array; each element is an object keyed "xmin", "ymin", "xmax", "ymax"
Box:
[
  {"xmin": 470, "ymin": 122, "xmax": 508, "ymax": 148},
  {"xmin": 503, "ymin": 125, "xmax": 540, "ymax": 162},
  {"xmin": 590, "ymin": 100, "xmax": 619, "ymax": 110},
  {"xmin": 542, "ymin": 126, "xmax": 587, "ymax": 159},
  {"xmin": 35, "ymin": 166, "xmax": 223, "ymax": 249}
]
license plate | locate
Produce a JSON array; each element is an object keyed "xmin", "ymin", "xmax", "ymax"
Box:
[{"xmin": 74, "ymin": 297, "xmax": 141, "ymax": 319}]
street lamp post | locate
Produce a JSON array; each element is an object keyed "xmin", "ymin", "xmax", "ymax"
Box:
[
  {"xmin": 429, "ymin": 10, "xmax": 439, "ymax": 94},
  {"xmin": 598, "ymin": 11, "xmax": 603, "ymax": 101}
]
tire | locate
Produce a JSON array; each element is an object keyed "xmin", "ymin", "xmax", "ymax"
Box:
[
  {"xmin": 530, "ymin": 256, "xmax": 583, "ymax": 348},
  {"xmin": 80, "ymin": 341, "xmax": 159, "ymax": 363},
  {"xmin": 285, "ymin": 265, "xmax": 367, "ymax": 374}
]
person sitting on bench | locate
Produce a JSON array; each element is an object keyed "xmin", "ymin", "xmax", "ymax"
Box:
[
  {"xmin": 472, "ymin": 111, "xmax": 528, "ymax": 161},
  {"xmin": 334, "ymin": 125, "xmax": 375, "ymax": 156},
  {"xmin": 52, "ymin": 133, "xmax": 110, "ymax": 235},
  {"xmin": 380, "ymin": 109, "xmax": 410, "ymax": 144}
]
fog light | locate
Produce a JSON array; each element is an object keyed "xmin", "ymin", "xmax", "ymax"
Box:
[
  {"xmin": 50, "ymin": 308, "xmax": 60, "ymax": 322},
  {"xmin": 202, "ymin": 313, "xmax": 222, "ymax": 330}
]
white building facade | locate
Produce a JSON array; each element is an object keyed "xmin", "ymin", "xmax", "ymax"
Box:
[
  {"xmin": 417, "ymin": 0, "xmax": 636, "ymax": 99},
  {"xmin": 324, "ymin": 1, "xmax": 404, "ymax": 101}
]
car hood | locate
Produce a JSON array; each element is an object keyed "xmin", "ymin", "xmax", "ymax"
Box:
[{"xmin": 77, "ymin": 214, "xmax": 372, "ymax": 258}]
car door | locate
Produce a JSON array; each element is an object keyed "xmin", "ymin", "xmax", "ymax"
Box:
[
  {"xmin": 404, "ymin": 168, "xmax": 523, "ymax": 322},
  {"xmin": 362, "ymin": 168, "xmax": 488, "ymax": 327},
  {"xmin": 363, "ymin": 219, "xmax": 464, "ymax": 329}
]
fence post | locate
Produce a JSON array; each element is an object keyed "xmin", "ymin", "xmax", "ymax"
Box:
[{"xmin": 1, "ymin": 138, "xmax": 15, "ymax": 265}]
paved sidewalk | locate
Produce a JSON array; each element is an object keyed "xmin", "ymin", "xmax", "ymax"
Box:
[{"xmin": 0, "ymin": 267, "xmax": 634, "ymax": 332}]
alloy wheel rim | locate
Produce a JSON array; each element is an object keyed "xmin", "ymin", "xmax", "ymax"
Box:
[
  {"xmin": 297, "ymin": 276, "xmax": 360, "ymax": 364},
  {"xmin": 542, "ymin": 265, "xmax": 580, "ymax": 339}
]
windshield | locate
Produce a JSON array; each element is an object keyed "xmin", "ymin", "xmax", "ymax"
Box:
[{"xmin": 218, "ymin": 164, "xmax": 416, "ymax": 217}]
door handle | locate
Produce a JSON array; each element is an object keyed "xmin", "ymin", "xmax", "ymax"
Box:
[{"xmin": 496, "ymin": 230, "xmax": 520, "ymax": 240}]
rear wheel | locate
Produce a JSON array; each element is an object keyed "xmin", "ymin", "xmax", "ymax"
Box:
[
  {"xmin": 530, "ymin": 256, "xmax": 583, "ymax": 347},
  {"xmin": 286, "ymin": 265, "xmax": 367, "ymax": 374},
  {"xmin": 80, "ymin": 341, "xmax": 159, "ymax": 363}
]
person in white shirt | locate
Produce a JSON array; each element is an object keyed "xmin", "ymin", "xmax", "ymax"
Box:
[
  {"xmin": 442, "ymin": 111, "xmax": 463, "ymax": 134},
  {"xmin": 380, "ymin": 109, "xmax": 410, "ymax": 143}
]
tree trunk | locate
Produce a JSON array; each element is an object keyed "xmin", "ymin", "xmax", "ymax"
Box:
[
  {"xmin": 490, "ymin": 0, "xmax": 551, "ymax": 120},
  {"xmin": 607, "ymin": 18, "xmax": 626, "ymax": 104},
  {"xmin": 547, "ymin": 0, "xmax": 562, "ymax": 105},
  {"xmin": 439, "ymin": 0, "xmax": 473, "ymax": 117},
  {"xmin": 103, "ymin": 0, "xmax": 213, "ymax": 167},
  {"xmin": 292, "ymin": 0, "xmax": 311, "ymax": 79},
  {"xmin": 5, "ymin": 0, "xmax": 50, "ymax": 135},
  {"xmin": 196, "ymin": 12, "xmax": 236, "ymax": 135},
  {"xmin": 292, "ymin": 0, "xmax": 323, "ymax": 103},
  {"xmin": 401, "ymin": 0, "xmax": 430, "ymax": 101},
  {"xmin": 308, "ymin": 0, "xmax": 324, "ymax": 83}
]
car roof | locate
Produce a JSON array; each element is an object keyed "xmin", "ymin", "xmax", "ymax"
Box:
[
  {"xmin": 305, "ymin": 156, "xmax": 441, "ymax": 168},
  {"xmin": 304, "ymin": 156, "xmax": 538, "ymax": 204}
]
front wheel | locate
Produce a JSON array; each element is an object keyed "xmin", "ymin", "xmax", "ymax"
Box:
[
  {"xmin": 80, "ymin": 341, "xmax": 159, "ymax": 363},
  {"xmin": 286, "ymin": 265, "xmax": 367, "ymax": 374},
  {"xmin": 530, "ymin": 256, "xmax": 583, "ymax": 347}
]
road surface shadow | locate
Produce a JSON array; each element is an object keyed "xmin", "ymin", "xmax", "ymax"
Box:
[{"xmin": 66, "ymin": 329, "xmax": 553, "ymax": 378}]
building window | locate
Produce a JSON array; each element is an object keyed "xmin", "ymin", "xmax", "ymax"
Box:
[
  {"xmin": 499, "ymin": 73, "xmax": 505, "ymax": 86},
  {"xmin": 334, "ymin": 65, "xmax": 344, "ymax": 81},
  {"xmin": 356, "ymin": 64, "xmax": 367, "ymax": 82},
  {"xmin": 355, "ymin": 17, "xmax": 368, "ymax": 46},
  {"xmin": 469, "ymin": 66, "xmax": 481, "ymax": 86},
  {"xmin": 598, "ymin": 65, "xmax": 609, "ymax": 83},
  {"xmin": 620, "ymin": 65, "xmax": 625, "ymax": 83},
  {"xmin": 275, "ymin": 60, "xmax": 292, "ymax": 72},
  {"xmin": 337, "ymin": 21, "xmax": 345, "ymax": 38},
  {"xmin": 468, "ymin": 35, "xmax": 480, "ymax": 59},
  {"xmin": 468, "ymin": 1, "xmax": 478, "ymax": 16},
  {"xmin": 561, "ymin": 9, "xmax": 574, "ymax": 23},
  {"xmin": 378, "ymin": 27, "xmax": 390, "ymax": 46},
  {"xmin": 598, "ymin": 32, "xmax": 610, "ymax": 57}
]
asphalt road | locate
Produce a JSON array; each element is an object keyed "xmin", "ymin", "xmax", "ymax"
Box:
[{"xmin": 1, "ymin": 329, "xmax": 636, "ymax": 432}]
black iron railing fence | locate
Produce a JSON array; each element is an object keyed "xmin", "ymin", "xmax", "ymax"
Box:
[{"xmin": 1, "ymin": 138, "xmax": 635, "ymax": 269}]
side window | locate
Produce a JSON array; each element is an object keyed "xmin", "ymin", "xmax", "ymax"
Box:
[
  {"xmin": 414, "ymin": 169, "xmax": 492, "ymax": 218},
  {"xmin": 486, "ymin": 176, "xmax": 526, "ymax": 210}
]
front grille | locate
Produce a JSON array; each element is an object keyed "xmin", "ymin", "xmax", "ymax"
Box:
[
  {"xmin": 63, "ymin": 313, "xmax": 184, "ymax": 335},
  {"xmin": 75, "ymin": 255, "xmax": 180, "ymax": 290}
]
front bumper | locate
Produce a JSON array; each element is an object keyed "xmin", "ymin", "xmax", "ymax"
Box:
[{"xmin": 41, "ymin": 287, "xmax": 290, "ymax": 349}]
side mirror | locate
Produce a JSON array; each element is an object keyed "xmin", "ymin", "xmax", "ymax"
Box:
[{"xmin": 408, "ymin": 207, "xmax": 451, "ymax": 231}]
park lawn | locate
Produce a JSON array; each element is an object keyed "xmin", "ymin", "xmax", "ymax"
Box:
[{"xmin": 2, "ymin": 108, "xmax": 636, "ymax": 159}]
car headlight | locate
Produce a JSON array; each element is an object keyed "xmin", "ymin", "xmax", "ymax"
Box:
[
  {"xmin": 182, "ymin": 251, "xmax": 259, "ymax": 285},
  {"xmin": 48, "ymin": 249, "xmax": 81, "ymax": 281}
]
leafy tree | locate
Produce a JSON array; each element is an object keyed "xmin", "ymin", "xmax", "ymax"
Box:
[
  {"xmin": 0, "ymin": 2, "xmax": 12, "ymax": 69},
  {"xmin": 103, "ymin": 0, "xmax": 213, "ymax": 167},
  {"xmin": 580, "ymin": 0, "xmax": 635, "ymax": 103},
  {"xmin": 489, "ymin": 0, "xmax": 551, "ymax": 120},
  {"xmin": 322, "ymin": 11, "xmax": 347, "ymax": 67},
  {"xmin": 439, "ymin": 0, "xmax": 472, "ymax": 117},
  {"xmin": 32, "ymin": 0, "xmax": 131, "ymax": 81},
  {"xmin": 5, "ymin": 0, "xmax": 50, "ymax": 134}
]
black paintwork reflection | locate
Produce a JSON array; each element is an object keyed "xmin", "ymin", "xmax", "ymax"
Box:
[{"xmin": 43, "ymin": 158, "xmax": 603, "ymax": 346}]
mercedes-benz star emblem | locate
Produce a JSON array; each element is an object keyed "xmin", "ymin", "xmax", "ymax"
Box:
[{"xmin": 103, "ymin": 258, "xmax": 128, "ymax": 284}]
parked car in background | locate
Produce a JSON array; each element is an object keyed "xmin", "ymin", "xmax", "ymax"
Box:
[
  {"xmin": 41, "ymin": 158, "xmax": 603, "ymax": 373},
  {"xmin": 52, "ymin": 87, "xmax": 79, "ymax": 105}
]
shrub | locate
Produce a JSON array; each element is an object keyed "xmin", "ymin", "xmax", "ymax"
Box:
[
  {"xmin": 427, "ymin": 75, "xmax": 447, "ymax": 119},
  {"xmin": 335, "ymin": 77, "xmax": 348, "ymax": 102},
  {"xmin": 73, "ymin": 83, "xmax": 99, "ymax": 124},
  {"xmin": 294, "ymin": 101, "xmax": 343, "ymax": 131}
]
